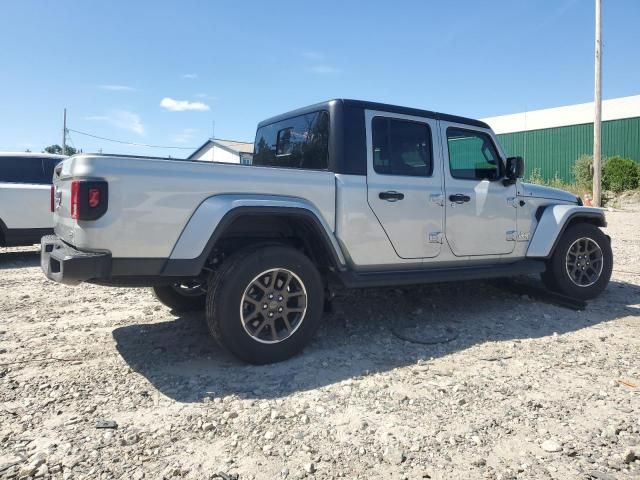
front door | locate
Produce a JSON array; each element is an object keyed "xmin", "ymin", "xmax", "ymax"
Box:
[
  {"xmin": 440, "ymin": 122, "xmax": 517, "ymax": 256},
  {"xmin": 365, "ymin": 110, "xmax": 444, "ymax": 259}
]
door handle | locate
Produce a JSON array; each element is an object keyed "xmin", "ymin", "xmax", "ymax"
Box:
[
  {"xmin": 448, "ymin": 194, "xmax": 471, "ymax": 204},
  {"xmin": 379, "ymin": 191, "xmax": 405, "ymax": 201}
]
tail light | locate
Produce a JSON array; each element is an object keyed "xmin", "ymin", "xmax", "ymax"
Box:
[
  {"xmin": 50, "ymin": 185, "xmax": 55, "ymax": 213},
  {"xmin": 70, "ymin": 180, "xmax": 108, "ymax": 220}
]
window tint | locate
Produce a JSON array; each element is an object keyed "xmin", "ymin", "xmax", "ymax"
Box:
[
  {"xmin": 253, "ymin": 111, "xmax": 329, "ymax": 170},
  {"xmin": 372, "ymin": 117, "xmax": 432, "ymax": 177},
  {"xmin": 447, "ymin": 128, "xmax": 501, "ymax": 180},
  {"xmin": 43, "ymin": 157, "xmax": 61, "ymax": 183},
  {"xmin": 0, "ymin": 157, "xmax": 57, "ymax": 184}
]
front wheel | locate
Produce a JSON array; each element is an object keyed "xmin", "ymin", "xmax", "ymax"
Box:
[
  {"xmin": 541, "ymin": 223, "xmax": 612, "ymax": 301},
  {"xmin": 206, "ymin": 245, "xmax": 324, "ymax": 364}
]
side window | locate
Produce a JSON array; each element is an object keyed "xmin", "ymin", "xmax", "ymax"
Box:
[
  {"xmin": 372, "ymin": 117, "xmax": 432, "ymax": 177},
  {"xmin": 253, "ymin": 110, "xmax": 329, "ymax": 170},
  {"xmin": 42, "ymin": 158, "xmax": 61, "ymax": 184},
  {"xmin": 446, "ymin": 128, "xmax": 502, "ymax": 180},
  {"xmin": 0, "ymin": 157, "xmax": 47, "ymax": 184}
]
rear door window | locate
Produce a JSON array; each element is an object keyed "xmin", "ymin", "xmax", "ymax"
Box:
[
  {"xmin": 0, "ymin": 157, "xmax": 55, "ymax": 184},
  {"xmin": 253, "ymin": 111, "xmax": 329, "ymax": 170},
  {"xmin": 372, "ymin": 117, "xmax": 432, "ymax": 177}
]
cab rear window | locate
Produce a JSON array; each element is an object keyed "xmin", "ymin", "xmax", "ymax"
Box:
[{"xmin": 253, "ymin": 111, "xmax": 329, "ymax": 170}]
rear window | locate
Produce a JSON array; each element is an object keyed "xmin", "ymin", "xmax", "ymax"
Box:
[
  {"xmin": 0, "ymin": 156, "xmax": 60, "ymax": 184},
  {"xmin": 253, "ymin": 110, "xmax": 329, "ymax": 170}
]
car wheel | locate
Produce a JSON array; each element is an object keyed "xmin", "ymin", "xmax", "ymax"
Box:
[
  {"xmin": 206, "ymin": 245, "xmax": 324, "ymax": 364},
  {"xmin": 152, "ymin": 281, "xmax": 207, "ymax": 312},
  {"xmin": 541, "ymin": 223, "xmax": 612, "ymax": 300}
]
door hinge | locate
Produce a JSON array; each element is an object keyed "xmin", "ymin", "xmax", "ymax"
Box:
[
  {"xmin": 507, "ymin": 197, "xmax": 518, "ymax": 208},
  {"xmin": 429, "ymin": 194, "xmax": 444, "ymax": 206},
  {"xmin": 428, "ymin": 231, "xmax": 443, "ymax": 244}
]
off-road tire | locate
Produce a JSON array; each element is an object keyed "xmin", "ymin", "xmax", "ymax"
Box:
[
  {"xmin": 206, "ymin": 245, "xmax": 324, "ymax": 364},
  {"xmin": 541, "ymin": 223, "xmax": 612, "ymax": 301},
  {"xmin": 152, "ymin": 283, "xmax": 206, "ymax": 312}
]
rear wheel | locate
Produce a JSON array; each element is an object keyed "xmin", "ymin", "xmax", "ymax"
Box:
[
  {"xmin": 206, "ymin": 245, "xmax": 324, "ymax": 364},
  {"xmin": 541, "ymin": 223, "xmax": 612, "ymax": 300},
  {"xmin": 152, "ymin": 281, "xmax": 207, "ymax": 312}
]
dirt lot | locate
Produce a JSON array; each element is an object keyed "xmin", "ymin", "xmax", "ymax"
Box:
[{"xmin": 1, "ymin": 211, "xmax": 639, "ymax": 480}]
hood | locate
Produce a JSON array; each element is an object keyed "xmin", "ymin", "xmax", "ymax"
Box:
[{"xmin": 520, "ymin": 183, "xmax": 579, "ymax": 204}]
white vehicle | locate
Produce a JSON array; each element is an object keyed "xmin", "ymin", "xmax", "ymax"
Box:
[
  {"xmin": 41, "ymin": 100, "xmax": 613, "ymax": 363},
  {"xmin": 0, "ymin": 152, "xmax": 66, "ymax": 247}
]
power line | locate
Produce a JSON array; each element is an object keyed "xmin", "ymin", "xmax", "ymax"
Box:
[{"xmin": 67, "ymin": 128, "xmax": 199, "ymax": 150}]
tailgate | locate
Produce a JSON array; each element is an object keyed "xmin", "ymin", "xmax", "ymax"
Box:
[{"xmin": 52, "ymin": 160, "xmax": 76, "ymax": 245}]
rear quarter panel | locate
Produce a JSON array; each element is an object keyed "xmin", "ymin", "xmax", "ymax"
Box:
[{"xmin": 54, "ymin": 155, "xmax": 336, "ymax": 258}]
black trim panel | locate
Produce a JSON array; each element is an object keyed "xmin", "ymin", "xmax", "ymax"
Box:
[
  {"xmin": 1, "ymin": 224, "xmax": 53, "ymax": 247},
  {"xmin": 111, "ymin": 258, "xmax": 167, "ymax": 276},
  {"xmin": 161, "ymin": 206, "xmax": 345, "ymax": 277},
  {"xmin": 41, "ymin": 235, "xmax": 112, "ymax": 286},
  {"xmin": 335, "ymin": 260, "xmax": 546, "ymax": 289}
]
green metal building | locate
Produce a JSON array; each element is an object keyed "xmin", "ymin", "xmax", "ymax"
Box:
[{"xmin": 482, "ymin": 95, "xmax": 640, "ymax": 183}]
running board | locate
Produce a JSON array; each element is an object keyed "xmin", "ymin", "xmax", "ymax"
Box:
[{"xmin": 337, "ymin": 259, "xmax": 546, "ymax": 289}]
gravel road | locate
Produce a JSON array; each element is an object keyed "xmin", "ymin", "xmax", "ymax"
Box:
[{"xmin": 1, "ymin": 210, "xmax": 638, "ymax": 480}]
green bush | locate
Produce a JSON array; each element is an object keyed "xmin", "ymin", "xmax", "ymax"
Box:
[
  {"xmin": 573, "ymin": 154, "xmax": 593, "ymax": 191},
  {"xmin": 602, "ymin": 156, "xmax": 639, "ymax": 193},
  {"xmin": 526, "ymin": 167, "xmax": 545, "ymax": 185}
]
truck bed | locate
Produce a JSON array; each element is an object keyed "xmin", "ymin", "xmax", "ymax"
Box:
[{"xmin": 53, "ymin": 154, "xmax": 336, "ymax": 259}]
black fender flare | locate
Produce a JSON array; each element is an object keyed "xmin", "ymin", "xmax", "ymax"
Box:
[{"xmin": 161, "ymin": 206, "xmax": 346, "ymax": 277}]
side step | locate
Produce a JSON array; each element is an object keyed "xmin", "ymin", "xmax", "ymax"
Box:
[
  {"xmin": 337, "ymin": 259, "xmax": 546, "ymax": 289},
  {"xmin": 490, "ymin": 278, "xmax": 587, "ymax": 311}
]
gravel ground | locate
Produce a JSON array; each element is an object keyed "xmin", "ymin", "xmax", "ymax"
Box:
[{"xmin": 1, "ymin": 211, "xmax": 639, "ymax": 480}]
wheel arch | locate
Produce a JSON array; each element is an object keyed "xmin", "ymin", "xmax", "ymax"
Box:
[
  {"xmin": 162, "ymin": 195, "xmax": 347, "ymax": 277},
  {"xmin": 526, "ymin": 205, "xmax": 607, "ymax": 259}
]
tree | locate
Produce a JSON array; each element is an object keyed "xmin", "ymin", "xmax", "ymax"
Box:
[{"xmin": 44, "ymin": 144, "xmax": 78, "ymax": 156}]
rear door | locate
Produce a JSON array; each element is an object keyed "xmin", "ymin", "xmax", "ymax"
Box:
[
  {"xmin": 0, "ymin": 156, "xmax": 54, "ymax": 229},
  {"xmin": 365, "ymin": 110, "xmax": 444, "ymax": 259},
  {"xmin": 440, "ymin": 123, "xmax": 517, "ymax": 256}
]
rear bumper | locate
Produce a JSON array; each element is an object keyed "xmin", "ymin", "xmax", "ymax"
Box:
[{"xmin": 41, "ymin": 235, "xmax": 111, "ymax": 286}]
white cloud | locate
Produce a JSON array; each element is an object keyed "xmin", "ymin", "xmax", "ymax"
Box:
[
  {"xmin": 170, "ymin": 128, "xmax": 198, "ymax": 144},
  {"xmin": 182, "ymin": 73, "xmax": 198, "ymax": 79},
  {"xmin": 98, "ymin": 84, "xmax": 136, "ymax": 91},
  {"xmin": 85, "ymin": 110, "xmax": 145, "ymax": 136},
  {"xmin": 308, "ymin": 65, "xmax": 341, "ymax": 75},
  {"xmin": 160, "ymin": 97, "xmax": 210, "ymax": 112}
]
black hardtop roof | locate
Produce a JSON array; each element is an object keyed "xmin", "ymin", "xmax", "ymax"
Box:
[{"xmin": 256, "ymin": 99, "xmax": 490, "ymax": 130}]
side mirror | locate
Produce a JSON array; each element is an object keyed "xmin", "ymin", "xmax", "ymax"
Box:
[{"xmin": 505, "ymin": 156, "xmax": 524, "ymax": 179}]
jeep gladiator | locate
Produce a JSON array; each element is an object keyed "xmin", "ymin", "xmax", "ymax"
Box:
[{"xmin": 41, "ymin": 99, "xmax": 613, "ymax": 363}]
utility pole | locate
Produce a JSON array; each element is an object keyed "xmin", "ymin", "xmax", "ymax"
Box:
[
  {"xmin": 62, "ymin": 108, "xmax": 67, "ymax": 156},
  {"xmin": 593, "ymin": 0, "xmax": 602, "ymax": 207}
]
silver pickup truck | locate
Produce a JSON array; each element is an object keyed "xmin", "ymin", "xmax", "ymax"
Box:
[{"xmin": 42, "ymin": 99, "xmax": 612, "ymax": 364}]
